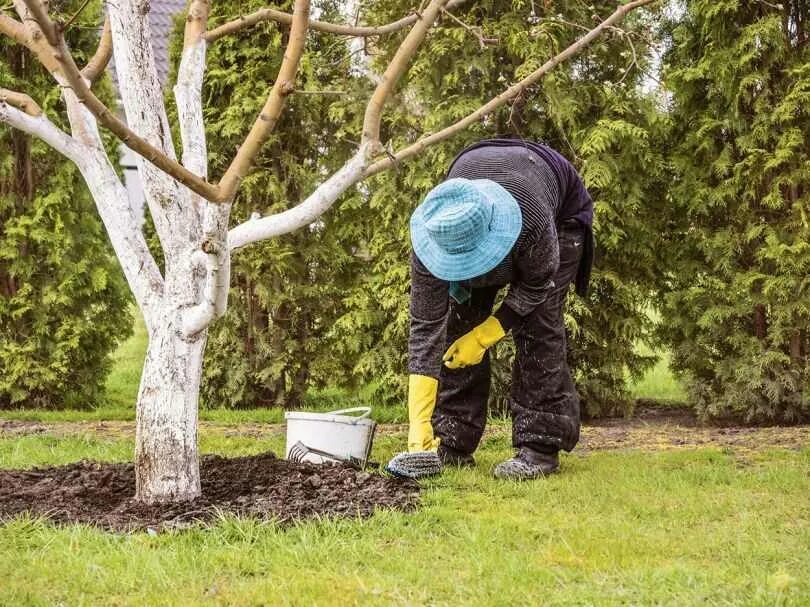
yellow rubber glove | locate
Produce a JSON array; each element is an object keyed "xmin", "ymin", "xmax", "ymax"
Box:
[
  {"xmin": 443, "ymin": 316, "xmax": 506, "ymax": 369},
  {"xmin": 407, "ymin": 374, "xmax": 441, "ymax": 453}
]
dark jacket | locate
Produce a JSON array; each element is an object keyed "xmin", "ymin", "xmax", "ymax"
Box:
[{"xmin": 408, "ymin": 139, "xmax": 594, "ymax": 378}]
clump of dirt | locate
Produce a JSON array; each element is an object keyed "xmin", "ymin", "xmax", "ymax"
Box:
[{"xmin": 0, "ymin": 452, "xmax": 419, "ymax": 532}]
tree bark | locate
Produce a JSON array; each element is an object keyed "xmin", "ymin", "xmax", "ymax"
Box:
[{"xmin": 135, "ymin": 315, "xmax": 206, "ymax": 502}]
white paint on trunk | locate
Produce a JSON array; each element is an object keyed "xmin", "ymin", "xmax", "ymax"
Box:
[
  {"xmin": 108, "ymin": 0, "xmax": 198, "ymax": 247},
  {"xmin": 135, "ymin": 321, "xmax": 205, "ymax": 502},
  {"xmin": 106, "ymin": 8, "xmax": 210, "ymax": 500},
  {"xmin": 175, "ymin": 40, "xmax": 232, "ymax": 338},
  {"xmin": 0, "ymin": 102, "xmax": 82, "ymax": 162},
  {"xmin": 175, "ymin": 41, "xmax": 209, "ymax": 180}
]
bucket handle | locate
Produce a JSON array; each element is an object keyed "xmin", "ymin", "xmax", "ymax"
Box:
[{"xmin": 327, "ymin": 406, "xmax": 372, "ymax": 419}]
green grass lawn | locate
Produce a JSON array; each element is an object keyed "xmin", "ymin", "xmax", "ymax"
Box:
[
  {"xmin": 1, "ymin": 425, "xmax": 807, "ymax": 606},
  {"xmin": 630, "ymin": 341, "xmax": 687, "ymax": 403},
  {"xmin": 2, "ymin": 314, "xmax": 808, "ymax": 605}
]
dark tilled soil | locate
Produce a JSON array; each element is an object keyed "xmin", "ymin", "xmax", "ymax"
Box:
[{"xmin": 0, "ymin": 452, "xmax": 419, "ymax": 532}]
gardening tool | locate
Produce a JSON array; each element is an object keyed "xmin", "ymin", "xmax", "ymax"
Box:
[
  {"xmin": 287, "ymin": 440, "xmax": 379, "ymax": 470},
  {"xmin": 385, "ymin": 451, "xmax": 442, "ymax": 479}
]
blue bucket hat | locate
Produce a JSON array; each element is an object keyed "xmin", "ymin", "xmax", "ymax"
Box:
[{"xmin": 410, "ymin": 178, "xmax": 522, "ymax": 281}]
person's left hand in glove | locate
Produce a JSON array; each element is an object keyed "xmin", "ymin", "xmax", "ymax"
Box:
[{"xmin": 443, "ymin": 315, "xmax": 505, "ymax": 369}]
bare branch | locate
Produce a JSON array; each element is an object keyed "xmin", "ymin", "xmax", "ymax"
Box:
[
  {"xmin": 0, "ymin": 12, "xmax": 27, "ymax": 45},
  {"xmin": 0, "ymin": 87, "xmax": 42, "ymax": 116},
  {"xmin": 1, "ymin": 10, "xmax": 59, "ymax": 72},
  {"xmin": 176, "ymin": 0, "xmax": 211, "ymax": 177},
  {"xmin": 203, "ymin": 0, "xmax": 470, "ymax": 43},
  {"xmin": 80, "ymin": 15, "xmax": 111, "ymax": 82},
  {"xmin": 362, "ymin": 0, "xmax": 450, "ymax": 147},
  {"xmin": 228, "ymin": 143, "xmax": 371, "ymax": 251},
  {"xmin": 7, "ymin": 1, "xmax": 61, "ymax": 72},
  {"xmin": 612, "ymin": 25, "xmax": 639, "ymax": 85},
  {"xmin": 364, "ymin": 0, "xmax": 658, "ymax": 177},
  {"xmin": 17, "ymin": 0, "xmax": 56, "ymax": 44},
  {"xmin": 0, "ymin": 98, "xmax": 82, "ymax": 165},
  {"xmin": 16, "ymin": 0, "xmax": 220, "ymax": 200},
  {"xmin": 183, "ymin": 0, "xmax": 209, "ymax": 48},
  {"xmin": 63, "ymin": 0, "xmax": 92, "ymax": 32},
  {"xmin": 1, "ymin": 90, "xmax": 166, "ymax": 318},
  {"xmin": 216, "ymin": 0, "xmax": 310, "ymax": 199}
]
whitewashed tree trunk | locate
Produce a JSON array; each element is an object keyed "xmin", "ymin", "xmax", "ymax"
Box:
[{"xmin": 135, "ymin": 316, "xmax": 206, "ymax": 501}]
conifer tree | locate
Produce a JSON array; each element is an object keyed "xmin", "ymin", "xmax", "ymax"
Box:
[
  {"xmin": 659, "ymin": 0, "xmax": 809, "ymax": 421},
  {"xmin": 330, "ymin": 0, "xmax": 666, "ymax": 414},
  {"xmin": 0, "ymin": 7, "xmax": 131, "ymax": 408}
]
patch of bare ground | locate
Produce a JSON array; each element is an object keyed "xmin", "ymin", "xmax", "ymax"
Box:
[{"xmin": 0, "ymin": 452, "xmax": 418, "ymax": 532}]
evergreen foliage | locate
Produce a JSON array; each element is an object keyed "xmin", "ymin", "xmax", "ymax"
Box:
[
  {"xmin": 659, "ymin": 0, "xmax": 809, "ymax": 421},
  {"xmin": 0, "ymin": 3, "xmax": 132, "ymax": 408},
  {"xmin": 192, "ymin": 0, "xmax": 664, "ymax": 412},
  {"xmin": 191, "ymin": 0, "xmax": 368, "ymax": 408},
  {"xmin": 190, "ymin": 0, "xmax": 807, "ymax": 420},
  {"xmin": 330, "ymin": 0, "xmax": 666, "ymax": 415}
]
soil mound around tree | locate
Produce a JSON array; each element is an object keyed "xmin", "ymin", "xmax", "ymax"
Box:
[{"xmin": 0, "ymin": 452, "xmax": 419, "ymax": 532}]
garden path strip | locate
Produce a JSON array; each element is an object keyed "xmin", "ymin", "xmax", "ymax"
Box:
[{"xmin": 2, "ymin": 408, "xmax": 808, "ymax": 453}]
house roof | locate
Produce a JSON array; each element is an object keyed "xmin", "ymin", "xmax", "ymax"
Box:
[
  {"xmin": 108, "ymin": 0, "xmax": 187, "ymax": 87},
  {"xmin": 148, "ymin": 0, "xmax": 187, "ymax": 84}
]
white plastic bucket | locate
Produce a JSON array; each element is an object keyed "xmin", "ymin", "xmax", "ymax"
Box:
[{"xmin": 284, "ymin": 407, "xmax": 376, "ymax": 464}]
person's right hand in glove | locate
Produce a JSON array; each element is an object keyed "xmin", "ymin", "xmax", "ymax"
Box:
[{"xmin": 407, "ymin": 374, "xmax": 441, "ymax": 453}]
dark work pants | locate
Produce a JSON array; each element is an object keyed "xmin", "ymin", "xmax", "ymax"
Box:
[{"xmin": 432, "ymin": 226, "xmax": 585, "ymax": 455}]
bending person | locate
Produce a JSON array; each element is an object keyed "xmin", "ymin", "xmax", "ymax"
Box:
[{"xmin": 387, "ymin": 138, "xmax": 594, "ymax": 480}]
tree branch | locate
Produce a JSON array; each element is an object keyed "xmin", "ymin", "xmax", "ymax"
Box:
[
  {"xmin": 440, "ymin": 6, "xmax": 497, "ymax": 48},
  {"xmin": 0, "ymin": 86, "xmax": 42, "ymax": 116},
  {"xmin": 2, "ymin": 8, "xmax": 59, "ymax": 72},
  {"xmin": 1, "ymin": 95, "xmax": 166, "ymax": 327},
  {"xmin": 364, "ymin": 0, "xmax": 657, "ymax": 177},
  {"xmin": 17, "ymin": 0, "xmax": 55, "ymax": 44},
  {"xmin": 17, "ymin": 0, "xmax": 220, "ymax": 200},
  {"xmin": 0, "ymin": 97, "xmax": 79, "ymax": 161},
  {"xmin": 176, "ymin": 0, "xmax": 234, "ymax": 335},
  {"xmin": 176, "ymin": 0, "xmax": 210, "ymax": 178},
  {"xmin": 182, "ymin": 244, "xmax": 228, "ymax": 336},
  {"xmin": 362, "ymin": 0, "xmax": 450, "ymax": 147},
  {"xmin": 62, "ymin": 0, "xmax": 92, "ymax": 32},
  {"xmin": 183, "ymin": 0, "xmax": 209, "ymax": 48},
  {"xmin": 203, "ymin": 0, "xmax": 470, "ymax": 43},
  {"xmin": 0, "ymin": 12, "xmax": 27, "ymax": 45},
  {"xmin": 228, "ymin": 143, "xmax": 371, "ymax": 250},
  {"xmin": 80, "ymin": 14, "xmax": 111, "ymax": 82},
  {"xmin": 216, "ymin": 0, "xmax": 310, "ymax": 199}
]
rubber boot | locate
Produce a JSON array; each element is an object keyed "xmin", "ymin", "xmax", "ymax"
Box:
[{"xmin": 493, "ymin": 447, "xmax": 559, "ymax": 480}]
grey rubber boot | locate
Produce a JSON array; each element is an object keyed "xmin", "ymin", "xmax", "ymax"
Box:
[{"xmin": 493, "ymin": 447, "xmax": 559, "ymax": 480}]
